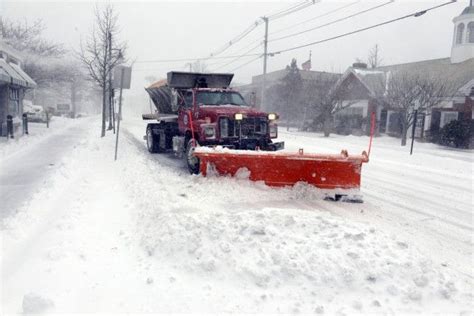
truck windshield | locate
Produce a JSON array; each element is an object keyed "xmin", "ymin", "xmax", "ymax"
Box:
[{"xmin": 196, "ymin": 91, "xmax": 247, "ymax": 106}]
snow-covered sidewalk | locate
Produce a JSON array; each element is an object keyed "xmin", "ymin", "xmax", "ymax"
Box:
[
  {"xmin": 1, "ymin": 117, "xmax": 472, "ymax": 314},
  {"xmin": 0, "ymin": 117, "xmax": 78, "ymax": 160},
  {"xmin": 0, "ymin": 118, "xmax": 91, "ymax": 221}
]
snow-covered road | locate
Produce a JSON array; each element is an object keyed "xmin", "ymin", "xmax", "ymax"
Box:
[{"xmin": 1, "ymin": 117, "xmax": 472, "ymax": 314}]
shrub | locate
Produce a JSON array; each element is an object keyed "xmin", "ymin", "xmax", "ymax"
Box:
[{"xmin": 438, "ymin": 119, "xmax": 473, "ymax": 148}]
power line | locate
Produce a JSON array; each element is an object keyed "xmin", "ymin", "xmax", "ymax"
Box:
[
  {"xmin": 135, "ymin": 53, "xmax": 261, "ymax": 64},
  {"xmin": 270, "ymin": 1, "xmax": 457, "ymax": 55},
  {"xmin": 229, "ymin": 55, "xmax": 262, "ymax": 72},
  {"xmin": 267, "ymin": 0, "xmax": 319, "ymax": 21},
  {"xmin": 212, "ymin": 42, "xmax": 263, "ymax": 71},
  {"xmin": 270, "ymin": 0, "xmax": 394, "ymax": 42},
  {"xmin": 205, "ymin": 20, "xmax": 263, "ymax": 59},
  {"xmin": 204, "ymin": 0, "xmax": 318, "ymax": 60},
  {"xmin": 270, "ymin": 0, "xmax": 361, "ymax": 36}
]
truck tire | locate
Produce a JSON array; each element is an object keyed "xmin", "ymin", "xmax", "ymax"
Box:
[
  {"xmin": 185, "ymin": 139, "xmax": 200, "ymax": 174},
  {"xmin": 146, "ymin": 125, "xmax": 159, "ymax": 153}
]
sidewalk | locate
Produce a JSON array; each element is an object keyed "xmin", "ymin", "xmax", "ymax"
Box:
[{"xmin": 0, "ymin": 119, "xmax": 89, "ymax": 222}]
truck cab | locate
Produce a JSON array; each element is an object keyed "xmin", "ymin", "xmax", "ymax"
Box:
[{"xmin": 144, "ymin": 71, "xmax": 284, "ymax": 174}]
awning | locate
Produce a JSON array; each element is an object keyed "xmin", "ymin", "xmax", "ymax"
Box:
[
  {"xmin": 0, "ymin": 59, "xmax": 37, "ymax": 88},
  {"xmin": 9, "ymin": 62, "xmax": 37, "ymax": 88},
  {"xmin": 0, "ymin": 67, "xmax": 10, "ymax": 84}
]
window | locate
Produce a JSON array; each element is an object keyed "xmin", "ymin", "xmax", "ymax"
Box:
[
  {"xmin": 441, "ymin": 111, "xmax": 458, "ymax": 128},
  {"xmin": 467, "ymin": 22, "xmax": 474, "ymax": 44},
  {"xmin": 9, "ymin": 88, "xmax": 20, "ymax": 116},
  {"xmin": 456, "ymin": 23, "xmax": 465, "ymax": 44},
  {"xmin": 196, "ymin": 91, "xmax": 247, "ymax": 106}
]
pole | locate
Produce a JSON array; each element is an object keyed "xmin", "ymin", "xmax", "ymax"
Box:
[
  {"xmin": 410, "ymin": 109, "xmax": 418, "ymax": 155},
  {"xmin": 107, "ymin": 31, "xmax": 114, "ymax": 131},
  {"xmin": 112, "ymin": 89, "xmax": 116, "ymax": 134},
  {"xmin": 261, "ymin": 16, "xmax": 269, "ymax": 111},
  {"xmin": 114, "ymin": 67, "xmax": 125, "ymax": 161}
]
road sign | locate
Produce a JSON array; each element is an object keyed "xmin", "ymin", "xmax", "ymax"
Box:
[
  {"xmin": 114, "ymin": 66, "xmax": 132, "ymax": 161},
  {"xmin": 113, "ymin": 66, "xmax": 132, "ymax": 89}
]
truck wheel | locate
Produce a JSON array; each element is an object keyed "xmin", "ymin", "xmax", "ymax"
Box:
[
  {"xmin": 146, "ymin": 126, "xmax": 159, "ymax": 153},
  {"xmin": 185, "ymin": 139, "xmax": 200, "ymax": 174}
]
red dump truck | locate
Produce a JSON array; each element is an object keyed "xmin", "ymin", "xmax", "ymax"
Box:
[{"xmin": 143, "ymin": 71, "xmax": 284, "ymax": 174}]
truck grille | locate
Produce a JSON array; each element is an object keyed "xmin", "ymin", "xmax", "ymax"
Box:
[{"xmin": 224, "ymin": 117, "xmax": 267, "ymax": 137}]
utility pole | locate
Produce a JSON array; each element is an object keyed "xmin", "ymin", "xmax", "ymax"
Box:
[{"xmin": 261, "ymin": 16, "xmax": 269, "ymax": 111}]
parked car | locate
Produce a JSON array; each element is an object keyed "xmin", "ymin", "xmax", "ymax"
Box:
[{"xmin": 25, "ymin": 105, "xmax": 48, "ymax": 123}]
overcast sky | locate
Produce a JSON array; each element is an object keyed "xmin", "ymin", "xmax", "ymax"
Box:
[{"xmin": 1, "ymin": 0, "xmax": 469, "ymax": 98}]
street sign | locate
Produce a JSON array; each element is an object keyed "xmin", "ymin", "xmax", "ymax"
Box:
[
  {"xmin": 113, "ymin": 66, "xmax": 132, "ymax": 89},
  {"xmin": 114, "ymin": 65, "xmax": 132, "ymax": 161}
]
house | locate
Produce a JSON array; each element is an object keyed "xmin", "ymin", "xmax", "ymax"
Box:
[
  {"xmin": 332, "ymin": 2, "xmax": 474, "ymax": 138},
  {"xmin": 0, "ymin": 40, "xmax": 37, "ymax": 137},
  {"xmin": 238, "ymin": 67, "xmax": 340, "ymax": 111}
]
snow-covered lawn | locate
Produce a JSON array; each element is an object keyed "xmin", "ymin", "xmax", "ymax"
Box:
[{"xmin": 1, "ymin": 117, "xmax": 472, "ymax": 314}]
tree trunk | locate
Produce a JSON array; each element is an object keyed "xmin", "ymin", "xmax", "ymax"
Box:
[
  {"xmin": 400, "ymin": 122, "xmax": 408, "ymax": 146},
  {"xmin": 71, "ymin": 82, "xmax": 76, "ymax": 119},
  {"xmin": 101, "ymin": 86, "xmax": 106, "ymax": 137},
  {"xmin": 323, "ymin": 116, "xmax": 331, "ymax": 137}
]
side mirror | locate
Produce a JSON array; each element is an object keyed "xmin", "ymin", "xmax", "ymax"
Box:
[{"xmin": 171, "ymin": 89, "xmax": 178, "ymax": 112}]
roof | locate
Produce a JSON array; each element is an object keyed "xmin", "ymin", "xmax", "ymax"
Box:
[
  {"xmin": 0, "ymin": 58, "xmax": 37, "ymax": 88},
  {"xmin": 334, "ymin": 57, "xmax": 474, "ymax": 100},
  {"xmin": 333, "ymin": 67, "xmax": 387, "ymax": 98},
  {"xmin": 460, "ymin": 5, "xmax": 474, "ymax": 16},
  {"xmin": 375, "ymin": 57, "xmax": 474, "ymax": 96}
]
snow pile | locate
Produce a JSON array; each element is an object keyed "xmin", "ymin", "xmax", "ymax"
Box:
[{"xmin": 135, "ymin": 204, "xmax": 469, "ymax": 313}]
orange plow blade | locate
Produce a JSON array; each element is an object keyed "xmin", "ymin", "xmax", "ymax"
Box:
[{"xmin": 193, "ymin": 148, "xmax": 369, "ymax": 190}]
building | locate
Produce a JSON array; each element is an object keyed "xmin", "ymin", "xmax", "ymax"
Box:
[
  {"xmin": 332, "ymin": 2, "xmax": 474, "ymax": 138},
  {"xmin": 238, "ymin": 67, "xmax": 340, "ymax": 110},
  {"xmin": 0, "ymin": 40, "xmax": 37, "ymax": 136}
]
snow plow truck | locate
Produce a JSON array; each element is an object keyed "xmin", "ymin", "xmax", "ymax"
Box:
[
  {"xmin": 144, "ymin": 71, "xmax": 370, "ymax": 201},
  {"xmin": 143, "ymin": 71, "xmax": 284, "ymax": 174}
]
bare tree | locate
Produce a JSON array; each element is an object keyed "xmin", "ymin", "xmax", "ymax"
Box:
[
  {"xmin": 0, "ymin": 17, "xmax": 65, "ymax": 57},
  {"xmin": 305, "ymin": 76, "xmax": 356, "ymax": 137},
  {"xmin": 189, "ymin": 60, "xmax": 208, "ymax": 73},
  {"xmin": 368, "ymin": 44, "xmax": 383, "ymax": 69},
  {"xmin": 77, "ymin": 3, "xmax": 126, "ymax": 137},
  {"xmin": 383, "ymin": 71, "xmax": 454, "ymax": 146}
]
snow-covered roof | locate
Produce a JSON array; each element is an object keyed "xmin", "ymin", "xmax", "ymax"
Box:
[
  {"xmin": 375, "ymin": 57, "xmax": 474, "ymax": 95},
  {"xmin": 332, "ymin": 67, "xmax": 387, "ymax": 99}
]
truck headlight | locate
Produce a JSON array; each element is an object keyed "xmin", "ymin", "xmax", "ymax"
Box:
[
  {"xmin": 219, "ymin": 118, "xmax": 229, "ymax": 138},
  {"xmin": 268, "ymin": 113, "xmax": 277, "ymax": 120},
  {"xmin": 234, "ymin": 113, "xmax": 243, "ymax": 121},
  {"xmin": 269, "ymin": 124, "xmax": 278, "ymax": 138},
  {"xmin": 203, "ymin": 125, "xmax": 216, "ymax": 139}
]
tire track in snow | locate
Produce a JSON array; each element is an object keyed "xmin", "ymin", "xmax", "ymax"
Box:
[
  {"xmin": 364, "ymin": 174, "xmax": 471, "ymax": 220},
  {"xmin": 363, "ymin": 189, "xmax": 472, "ymax": 233}
]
